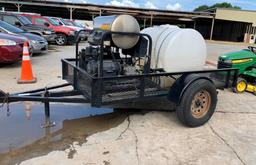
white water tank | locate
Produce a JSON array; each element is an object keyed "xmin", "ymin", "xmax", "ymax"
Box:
[{"xmin": 142, "ymin": 25, "xmax": 207, "ymax": 72}]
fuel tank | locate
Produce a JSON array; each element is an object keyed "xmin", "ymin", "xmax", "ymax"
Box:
[{"xmin": 93, "ymin": 15, "xmax": 140, "ymax": 49}]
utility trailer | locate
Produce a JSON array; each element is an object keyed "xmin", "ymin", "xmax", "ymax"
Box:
[
  {"xmin": 0, "ymin": 15, "xmax": 238, "ymax": 128},
  {"xmin": 61, "ymin": 44, "xmax": 238, "ymax": 127}
]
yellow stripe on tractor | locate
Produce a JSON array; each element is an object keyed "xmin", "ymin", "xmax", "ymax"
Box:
[
  {"xmin": 246, "ymin": 84, "xmax": 256, "ymax": 95},
  {"xmin": 232, "ymin": 58, "xmax": 253, "ymax": 64}
]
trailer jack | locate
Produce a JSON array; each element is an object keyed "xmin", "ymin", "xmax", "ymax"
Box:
[
  {"xmin": 0, "ymin": 83, "xmax": 90, "ymax": 128},
  {"xmin": 41, "ymin": 90, "xmax": 55, "ymax": 128}
]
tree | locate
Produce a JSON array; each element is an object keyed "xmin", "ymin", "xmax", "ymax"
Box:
[
  {"xmin": 194, "ymin": 2, "xmax": 241, "ymax": 12},
  {"xmin": 194, "ymin": 5, "xmax": 209, "ymax": 12}
]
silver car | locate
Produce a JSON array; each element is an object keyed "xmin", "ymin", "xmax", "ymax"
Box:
[{"xmin": 0, "ymin": 20, "xmax": 48, "ymax": 55}]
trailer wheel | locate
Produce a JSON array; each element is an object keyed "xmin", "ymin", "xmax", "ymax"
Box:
[
  {"xmin": 232, "ymin": 77, "xmax": 247, "ymax": 93},
  {"xmin": 176, "ymin": 79, "xmax": 217, "ymax": 127}
]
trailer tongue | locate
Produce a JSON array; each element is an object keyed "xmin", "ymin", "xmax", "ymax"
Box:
[{"xmin": 0, "ymin": 15, "xmax": 238, "ymax": 127}]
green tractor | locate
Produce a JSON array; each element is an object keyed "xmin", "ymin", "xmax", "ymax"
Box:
[{"xmin": 218, "ymin": 46, "xmax": 256, "ymax": 94}]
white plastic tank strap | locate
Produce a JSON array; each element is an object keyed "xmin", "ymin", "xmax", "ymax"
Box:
[
  {"xmin": 155, "ymin": 28, "xmax": 180, "ymax": 69},
  {"xmin": 153, "ymin": 26, "xmax": 170, "ymax": 66}
]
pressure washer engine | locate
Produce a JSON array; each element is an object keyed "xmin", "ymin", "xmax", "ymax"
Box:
[{"xmin": 78, "ymin": 15, "xmax": 148, "ymax": 77}]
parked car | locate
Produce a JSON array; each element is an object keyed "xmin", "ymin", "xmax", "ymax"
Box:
[
  {"xmin": 65, "ymin": 19, "xmax": 92, "ymax": 30},
  {"xmin": 0, "ymin": 32, "xmax": 28, "ymax": 63},
  {"xmin": 68, "ymin": 20, "xmax": 86, "ymax": 28},
  {"xmin": 74, "ymin": 20, "xmax": 93, "ymax": 30},
  {"xmin": 50, "ymin": 17, "xmax": 81, "ymax": 30},
  {"xmin": 21, "ymin": 14, "xmax": 79, "ymax": 46},
  {"xmin": 49, "ymin": 17, "xmax": 88, "ymax": 40},
  {"xmin": 64, "ymin": 19, "xmax": 92, "ymax": 37},
  {"xmin": 0, "ymin": 12, "xmax": 56, "ymax": 43},
  {"xmin": 0, "ymin": 20, "xmax": 48, "ymax": 55}
]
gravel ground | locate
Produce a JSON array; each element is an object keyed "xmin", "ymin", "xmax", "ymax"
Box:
[
  {"xmin": 0, "ymin": 45, "xmax": 70, "ymax": 93},
  {"xmin": 1, "ymin": 41, "xmax": 256, "ymax": 165},
  {"xmin": 20, "ymin": 91, "xmax": 256, "ymax": 165}
]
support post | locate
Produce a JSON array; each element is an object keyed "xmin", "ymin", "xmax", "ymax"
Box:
[
  {"xmin": 69, "ymin": 7, "xmax": 75, "ymax": 20},
  {"xmin": 150, "ymin": 13, "xmax": 153, "ymax": 27},
  {"xmin": 193, "ymin": 19, "xmax": 196, "ymax": 29},
  {"xmin": 143, "ymin": 18, "xmax": 146, "ymax": 28},
  {"xmin": 18, "ymin": 4, "xmax": 21, "ymax": 12},
  {"xmin": 246, "ymin": 25, "xmax": 249, "ymax": 34},
  {"xmin": 225, "ymin": 70, "xmax": 231, "ymax": 88},
  {"xmin": 15, "ymin": 3, "xmax": 23, "ymax": 12},
  {"xmin": 210, "ymin": 16, "xmax": 215, "ymax": 40},
  {"xmin": 99, "ymin": 9, "xmax": 102, "ymax": 16}
]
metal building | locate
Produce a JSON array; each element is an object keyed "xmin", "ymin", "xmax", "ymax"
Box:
[
  {"xmin": 213, "ymin": 8, "xmax": 256, "ymax": 43},
  {"xmin": 0, "ymin": 0, "xmax": 255, "ymax": 43}
]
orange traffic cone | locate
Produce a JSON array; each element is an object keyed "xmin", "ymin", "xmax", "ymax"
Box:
[{"xmin": 17, "ymin": 41, "xmax": 37, "ymax": 84}]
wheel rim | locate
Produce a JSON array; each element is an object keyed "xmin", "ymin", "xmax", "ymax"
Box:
[
  {"xmin": 237, "ymin": 81, "xmax": 246, "ymax": 92},
  {"xmin": 56, "ymin": 35, "xmax": 65, "ymax": 45},
  {"xmin": 191, "ymin": 90, "xmax": 211, "ymax": 119}
]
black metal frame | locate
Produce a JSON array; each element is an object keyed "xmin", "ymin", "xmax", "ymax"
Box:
[{"xmin": 62, "ymin": 58, "xmax": 239, "ymax": 107}]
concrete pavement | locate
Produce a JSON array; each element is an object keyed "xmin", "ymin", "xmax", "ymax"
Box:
[{"xmin": 0, "ymin": 41, "xmax": 255, "ymax": 165}]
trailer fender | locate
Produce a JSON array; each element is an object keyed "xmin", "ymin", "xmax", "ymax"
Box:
[{"xmin": 168, "ymin": 74, "xmax": 214, "ymax": 105}]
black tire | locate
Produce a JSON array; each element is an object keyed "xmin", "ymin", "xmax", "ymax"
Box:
[
  {"xmin": 55, "ymin": 34, "xmax": 67, "ymax": 46},
  {"xmin": 176, "ymin": 79, "xmax": 217, "ymax": 127},
  {"xmin": 232, "ymin": 77, "xmax": 247, "ymax": 93}
]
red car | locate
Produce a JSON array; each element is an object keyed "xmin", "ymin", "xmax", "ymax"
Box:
[
  {"xmin": 21, "ymin": 14, "xmax": 78, "ymax": 46},
  {"xmin": 0, "ymin": 33, "xmax": 28, "ymax": 63}
]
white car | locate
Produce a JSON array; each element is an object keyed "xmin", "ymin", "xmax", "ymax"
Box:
[
  {"xmin": 49, "ymin": 17, "xmax": 82, "ymax": 30},
  {"xmin": 49, "ymin": 17, "xmax": 88, "ymax": 40}
]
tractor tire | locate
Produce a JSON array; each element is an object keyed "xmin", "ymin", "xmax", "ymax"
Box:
[
  {"xmin": 232, "ymin": 77, "xmax": 247, "ymax": 93},
  {"xmin": 55, "ymin": 34, "xmax": 67, "ymax": 46},
  {"xmin": 176, "ymin": 79, "xmax": 217, "ymax": 127}
]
